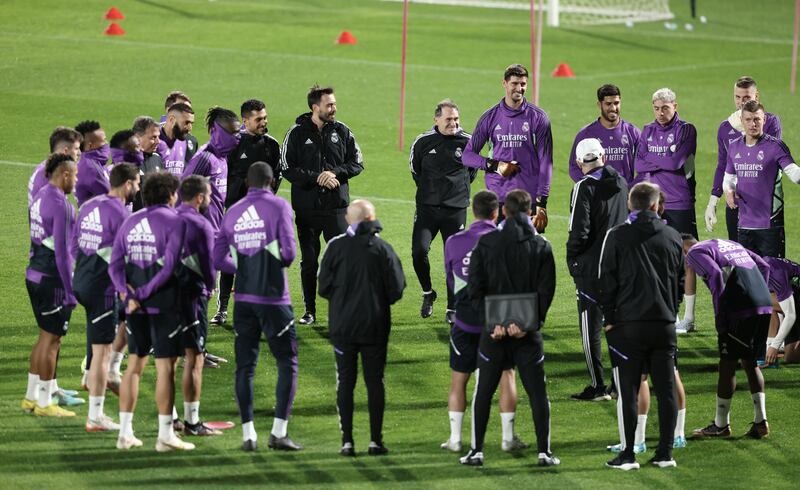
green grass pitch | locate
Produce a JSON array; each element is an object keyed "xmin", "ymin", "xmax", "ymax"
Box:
[{"xmin": 0, "ymin": 0, "xmax": 799, "ymax": 487}]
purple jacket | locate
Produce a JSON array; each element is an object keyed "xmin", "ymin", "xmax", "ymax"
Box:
[
  {"xmin": 27, "ymin": 183, "xmax": 76, "ymax": 306},
  {"xmin": 444, "ymin": 220, "xmax": 497, "ymax": 333},
  {"xmin": 72, "ymin": 194, "xmax": 130, "ymax": 298},
  {"xmin": 463, "ymin": 98, "xmax": 553, "ymax": 202},
  {"xmin": 158, "ymin": 127, "xmax": 189, "ymax": 177},
  {"xmin": 213, "ymin": 188, "xmax": 296, "ymax": 305},
  {"xmin": 568, "ymin": 119, "xmax": 640, "ymax": 184},
  {"xmin": 634, "ymin": 114, "xmax": 697, "ymax": 211},
  {"xmin": 725, "ymin": 134, "xmax": 794, "ymax": 229},
  {"xmin": 711, "ymin": 112, "xmax": 781, "ymax": 198},
  {"xmin": 686, "ymin": 239, "xmax": 772, "ymax": 329},
  {"xmin": 27, "ymin": 160, "xmax": 47, "ymax": 208},
  {"xmin": 176, "ymin": 204, "xmax": 216, "ymax": 298},
  {"xmin": 109, "ymin": 205, "xmax": 186, "ymax": 313},
  {"xmin": 763, "ymin": 256, "xmax": 800, "ymax": 302},
  {"xmin": 75, "ymin": 145, "xmax": 111, "ymax": 208}
]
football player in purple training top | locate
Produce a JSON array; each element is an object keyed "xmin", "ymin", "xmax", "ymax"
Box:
[
  {"xmin": 684, "ymin": 237, "xmax": 773, "ymax": 440},
  {"xmin": 568, "ymin": 84, "xmax": 640, "ymax": 185},
  {"xmin": 72, "ymin": 163, "xmax": 140, "ymax": 431},
  {"xmin": 723, "ymin": 100, "xmax": 800, "ymax": 259},
  {"xmin": 182, "ymin": 106, "xmax": 240, "ymax": 232},
  {"xmin": 462, "ymin": 64, "xmax": 553, "ymax": 233},
  {"xmin": 441, "ymin": 190, "xmax": 529, "ymax": 454},
  {"xmin": 763, "ymin": 256, "xmax": 800, "ymax": 365},
  {"xmin": 109, "ymin": 171, "xmax": 193, "ymax": 452},
  {"xmin": 28, "ymin": 126, "xmax": 82, "ymax": 207},
  {"xmin": 158, "ymin": 103, "xmax": 196, "ymax": 177},
  {"xmin": 705, "ymin": 76, "xmax": 782, "ymax": 240},
  {"xmin": 74, "ymin": 120, "xmax": 111, "ymax": 208},
  {"xmin": 634, "ymin": 88, "xmax": 699, "ymax": 334}
]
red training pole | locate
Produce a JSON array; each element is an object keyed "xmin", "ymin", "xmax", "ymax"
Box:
[
  {"xmin": 530, "ymin": 0, "xmax": 537, "ymax": 105},
  {"xmin": 792, "ymin": 0, "xmax": 800, "ymax": 95},
  {"xmin": 399, "ymin": 0, "xmax": 410, "ymax": 150}
]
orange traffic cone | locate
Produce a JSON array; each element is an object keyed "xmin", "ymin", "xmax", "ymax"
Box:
[
  {"xmin": 104, "ymin": 23, "xmax": 125, "ymax": 36},
  {"xmin": 104, "ymin": 7, "xmax": 124, "ymax": 20},
  {"xmin": 336, "ymin": 31, "xmax": 357, "ymax": 45},
  {"xmin": 551, "ymin": 63, "xmax": 575, "ymax": 78}
]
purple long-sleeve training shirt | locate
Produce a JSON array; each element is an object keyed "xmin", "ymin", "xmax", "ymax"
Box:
[
  {"xmin": 763, "ymin": 256, "xmax": 800, "ymax": 302},
  {"xmin": 75, "ymin": 146, "xmax": 111, "ymax": 208},
  {"xmin": 568, "ymin": 119, "xmax": 640, "ymax": 184},
  {"xmin": 176, "ymin": 203, "xmax": 216, "ymax": 297}
]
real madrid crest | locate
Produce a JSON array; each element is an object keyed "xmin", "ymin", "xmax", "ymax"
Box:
[
  {"xmin": 187, "ymin": 140, "xmax": 194, "ymax": 150},
  {"xmin": 331, "ymin": 132, "xmax": 339, "ymax": 144},
  {"xmin": 757, "ymin": 150, "xmax": 764, "ymax": 161},
  {"xmin": 455, "ymin": 147, "xmax": 463, "ymax": 159},
  {"xmin": 522, "ymin": 121, "xmax": 529, "ymax": 132},
  {"xmin": 666, "ymin": 133, "xmax": 674, "ymax": 144},
  {"xmin": 621, "ymin": 134, "xmax": 629, "ymax": 146}
]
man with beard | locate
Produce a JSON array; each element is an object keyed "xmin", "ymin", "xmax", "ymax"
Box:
[
  {"xmin": 23, "ymin": 154, "xmax": 78, "ymax": 417},
  {"xmin": 568, "ymin": 84, "xmax": 640, "ymax": 185},
  {"xmin": 158, "ymin": 103, "xmax": 196, "ymax": 177},
  {"xmin": 281, "ymin": 85, "xmax": 364, "ymax": 325},
  {"xmin": 212, "ymin": 99, "xmax": 281, "ymax": 326},
  {"xmin": 705, "ymin": 76, "xmax": 782, "ymax": 240},
  {"xmin": 159, "ymin": 91, "xmax": 199, "ymax": 161},
  {"xmin": 132, "ymin": 116, "xmax": 164, "ymax": 211},
  {"xmin": 28, "ymin": 127, "xmax": 82, "ymax": 207},
  {"xmin": 72, "ymin": 163, "xmax": 140, "ymax": 431},
  {"xmin": 183, "ymin": 106, "xmax": 240, "ymax": 231},
  {"xmin": 408, "ymin": 99, "xmax": 476, "ymax": 320},
  {"xmin": 74, "ymin": 120, "xmax": 111, "ymax": 207},
  {"xmin": 463, "ymin": 64, "xmax": 553, "ymax": 233}
]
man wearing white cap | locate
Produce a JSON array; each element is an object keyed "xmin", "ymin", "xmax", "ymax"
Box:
[{"xmin": 567, "ymin": 138, "xmax": 629, "ymax": 401}]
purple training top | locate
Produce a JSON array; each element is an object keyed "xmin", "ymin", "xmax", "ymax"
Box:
[
  {"xmin": 75, "ymin": 145, "xmax": 111, "ymax": 208},
  {"xmin": 108, "ymin": 205, "xmax": 186, "ymax": 312},
  {"xmin": 27, "ymin": 160, "xmax": 47, "ymax": 208},
  {"xmin": 176, "ymin": 203, "xmax": 216, "ymax": 298},
  {"xmin": 463, "ymin": 97, "xmax": 553, "ymax": 202},
  {"xmin": 634, "ymin": 113, "xmax": 697, "ymax": 211},
  {"xmin": 763, "ymin": 256, "xmax": 800, "ymax": 302},
  {"xmin": 444, "ymin": 219, "xmax": 497, "ymax": 333},
  {"xmin": 686, "ymin": 239, "xmax": 772, "ymax": 327},
  {"xmin": 72, "ymin": 194, "xmax": 130, "ymax": 296},
  {"xmin": 158, "ymin": 127, "xmax": 189, "ymax": 177},
  {"xmin": 568, "ymin": 119, "xmax": 640, "ymax": 184},
  {"xmin": 710, "ymin": 112, "xmax": 781, "ymax": 198},
  {"xmin": 213, "ymin": 188, "xmax": 296, "ymax": 305},
  {"xmin": 725, "ymin": 134, "xmax": 794, "ymax": 230},
  {"xmin": 27, "ymin": 183, "xmax": 76, "ymax": 306}
]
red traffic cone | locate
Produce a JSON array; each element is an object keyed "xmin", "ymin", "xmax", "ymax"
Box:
[
  {"xmin": 336, "ymin": 31, "xmax": 357, "ymax": 45},
  {"xmin": 104, "ymin": 7, "xmax": 125, "ymax": 20},
  {"xmin": 104, "ymin": 23, "xmax": 125, "ymax": 36},
  {"xmin": 551, "ymin": 63, "xmax": 575, "ymax": 78}
]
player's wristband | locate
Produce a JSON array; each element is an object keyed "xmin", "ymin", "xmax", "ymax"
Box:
[
  {"xmin": 767, "ymin": 336, "xmax": 782, "ymax": 350},
  {"xmin": 536, "ymin": 196, "xmax": 548, "ymax": 209},
  {"xmin": 485, "ymin": 158, "xmax": 499, "ymax": 173}
]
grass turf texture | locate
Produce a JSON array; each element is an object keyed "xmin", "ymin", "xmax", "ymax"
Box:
[{"xmin": 1, "ymin": 0, "xmax": 799, "ymax": 487}]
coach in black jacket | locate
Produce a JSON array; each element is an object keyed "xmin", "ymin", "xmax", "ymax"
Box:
[
  {"xmin": 282, "ymin": 85, "xmax": 364, "ymax": 325},
  {"xmin": 318, "ymin": 200, "xmax": 405, "ymax": 457},
  {"xmin": 567, "ymin": 138, "xmax": 628, "ymax": 401},
  {"xmin": 213, "ymin": 99, "xmax": 283, "ymax": 325},
  {"xmin": 460, "ymin": 189, "xmax": 559, "ymax": 468},
  {"xmin": 132, "ymin": 116, "xmax": 164, "ymax": 211},
  {"xmin": 409, "ymin": 99, "xmax": 477, "ymax": 320},
  {"xmin": 598, "ymin": 182, "xmax": 684, "ymax": 470}
]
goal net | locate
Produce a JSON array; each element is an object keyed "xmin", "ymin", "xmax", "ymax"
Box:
[{"xmin": 382, "ymin": 0, "xmax": 674, "ymax": 26}]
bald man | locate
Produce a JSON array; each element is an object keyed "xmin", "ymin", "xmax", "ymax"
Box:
[{"xmin": 319, "ymin": 200, "xmax": 406, "ymax": 457}]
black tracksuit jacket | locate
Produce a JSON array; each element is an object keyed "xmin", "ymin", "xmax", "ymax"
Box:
[{"xmin": 409, "ymin": 127, "xmax": 477, "ymax": 208}]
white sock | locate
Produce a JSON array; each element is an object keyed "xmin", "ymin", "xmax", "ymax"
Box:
[
  {"xmin": 37, "ymin": 379, "xmax": 54, "ymax": 408},
  {"xmin": 715, "ymin": 397, "xmax": 732, "ymax": 427},
  {"xmin": 674, "ymin": 408, "xmax": 686, "ymax": 438},
  {"xmin": 683, "ymin": 294, "xmax": 696, "ymax": 321},
  {"xmin": 172, "ymin": 406, "xmax": 179, "ymax": 420},
  {"xmin": 449, "ymin": 411, "xmax": 464, "ymax": 443},
  {"xmin": 752, "ymin": 392, "xmax": 766, "ymax": 423},
  {"xmin": 634, "ymin": 414, "xmax": 647, "ymax": 445},
  {"xmin": 271, "ymin": 417, "xmax": 288, "ymax": 438},
  {"xmin": 185, "ymin": 401, "xmax": 200, "ymax": 425},
  {"xmin": 242, "ymin": 421, "xmax": 257, "ymax": 442},
  {"xmin": 119, "ymin": 411, "xmax": 134, "ymax": 438},
  {"xmin": 110, "ymin": 351, "xmax": 124, "ymax": 375},
  {"xmin": 158, "ymin": 414, "xmax": 175, "ymax": 440},
  {"xmin": 51, "ymin": 378, "xmax": 61, "ymax": 395},
  {"xmin": 25, "ymin": 373, "xmax": 39, "ymax": 401},
  {"xmin": 88, "ymin": 396, "xmax": 105, "ymax": 420},
  {"xmin": 500, "ymin": 412, "xmax": 515, "ymax": 441}
]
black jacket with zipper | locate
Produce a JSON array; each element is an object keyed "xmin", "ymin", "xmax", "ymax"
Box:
[
  {"xmin": 409, "ymin": 126, "xmax": 477, "ymax": 208},
  {"xmin": 597, "ymin": 209, "xmax": 684, "ymax": 327},
  {"xmin": 281, "ymin": 113, "xmax": 364, "ymax": 213},
  {"xmin": 318, "ymin": 220, "xmax": 406, "ymax": 345},
  {"xmin": 226, "ymin": 130, "xmax": 281, "ymax": 208}
]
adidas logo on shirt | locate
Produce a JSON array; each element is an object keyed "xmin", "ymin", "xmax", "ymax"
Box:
[
  {"xmin": 428, "ymin": 149, "xmax": 437, "ymax": 154},
  {"xmin": 127, "ymin": 218, "xmax": 156, "ymax": 243},
  {"xmin": 304, "ymin": 138, "xmax": 313, "ymax": 145},
  {"xmin": 729, "ymin": 129, "xmax": 737, "ymax": 135},
  {"xmin": 735, "ymin": 153, "xmax": 741, "ymax": 159},
  {"xmin": 494, "ymin": 124, "xmax": 502, "ymax": 131},
  {"xmin": 30, "ymin": 199, "xmax": 42, "ymax": 222},
  {"xmin": 80, "ymin": 207, "xmax": 103, "ymax": 232},
  {"xmin": 240, "ymin": 152, "xmax": 248, "ymax": 159},
  {"xmin": 234, "ymin": 205, "xmax": 265, "ymax": 232}
]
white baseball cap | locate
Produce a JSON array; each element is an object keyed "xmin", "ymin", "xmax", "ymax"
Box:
[{"xmin": 576, "ymin": 138, "xmax": 604, "ymax": 164}]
